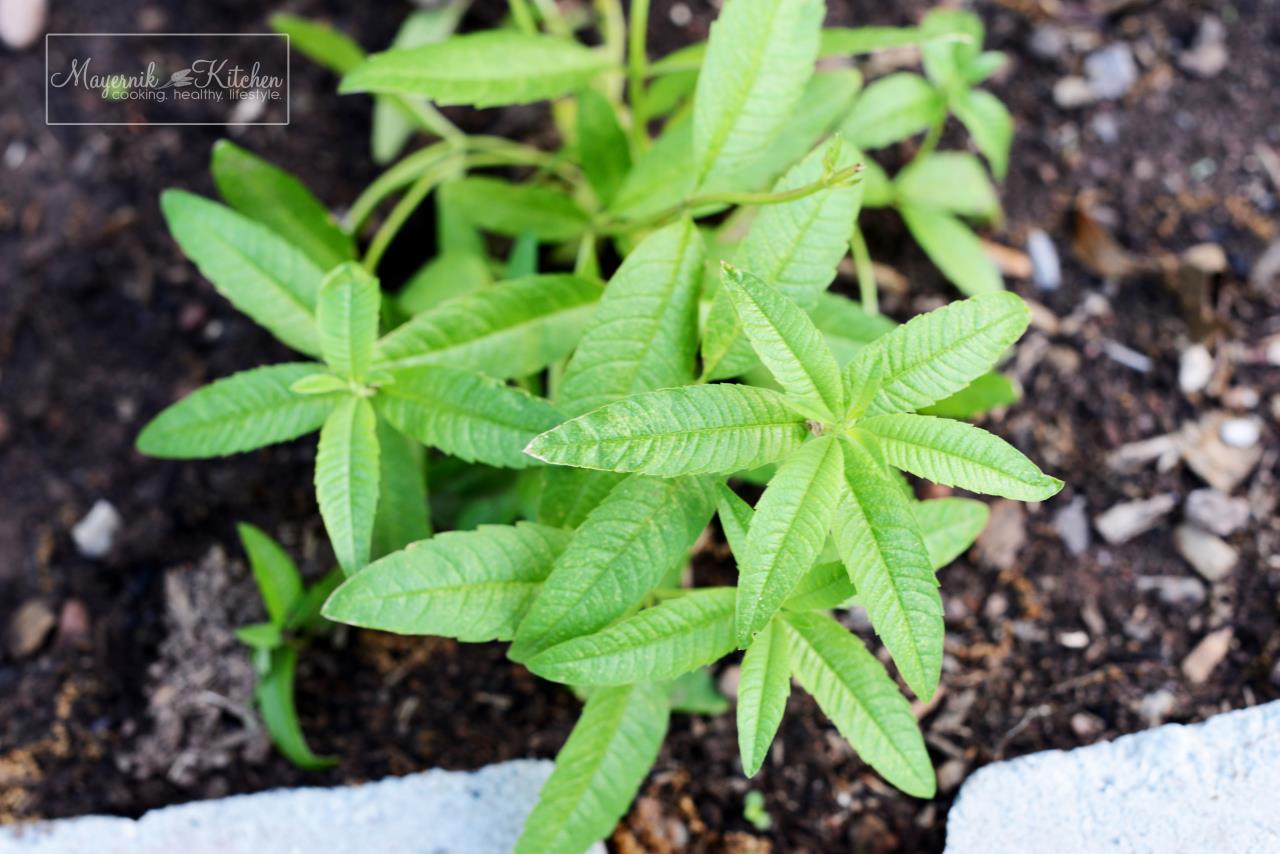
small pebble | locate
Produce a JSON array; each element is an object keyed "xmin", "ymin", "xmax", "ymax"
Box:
[
  {"xmin": 1058, "ymin": 630, "xmax": 1090, "ymax": 649},
  {"xmin": 1053, "ymin": 76, "xmax": 1097, "ymax": 109},
  {"xmin": 1138, "ymin": 689, "xmax": 1177, "ymax": 725},
  {"xmin": 1184, "ymin": 489, "xmax": 1250, "ymax": 537},
  {"xmin": 1094, "ymin": 494, "xmax": 1177, "ymax": 545},
  {"xmin": 1090, "ymin": 112, "xmax": 1119, "ymax": 144},
  {"xmin": 1027, "ymin": 229, "xmax": 1062, "ymax": 292},
  {"xmin": 1179, "ymin": 16, "xmax": 1228, "ymax": 79},
  {"xmin": 72, "ymin": 500, "xmax": 122, "ymax": 559},
  {"xmin": 1052, "ymin": 497, "xmax": 1090, "ymax": 555},
  {"xmin": 0, "ymin": 0, "xmax": 47, "ymax": 50},
  {"xmin": 55, "ymin": 599, "xmax": 92, "ymax": 648},
  {"xmin": 1183, "ymin": 243, "xmax": 1228, "ymax": 274},
  {"xmin": 1221, "ymin": 386, "xmax": 1258, "ymax": 410},
  {"xmin": 1219, "ymin": 417, "xmax": 1260, "ymax": 449},
  {"xmin": 1071, "ymin": 712, "xmax": 1105, "ymax": 739},
  {"xmin": 1084, "ymin": 43, "xmax": 1138, "ymax": 100},
  {"xmin": 1182, "ymin": 627, "xmax": 1232, "ymax": 684},
  {"xmin": 1178, "ymin": 344, "xmax": 1214, "ymax": 394},
  {"xmin": 1029, "ymin": 24, "xmax": 1064, "ymax": 61},
  {"xmin": 1173, "ymin": 524, "xmax": 1238, "ymax": 582},
  {"xmin": 7, "ymin": 599, "xmax": 56, "ymax": 658},
  {"xmin": 1135, "ymin": 575, "xmax": 1206, "ymax": 608}
]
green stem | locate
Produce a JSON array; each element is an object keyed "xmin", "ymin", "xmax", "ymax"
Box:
[
  {"xmin": 508, "ymin": 0, "xmax": 537, "ymax": 33},
  {"xmin": 916, "ymin": 117, "xmax": 944, "ymax": 161},
  {"xmin": 849, "ymin": 222, "xmax": 878, "ymax": 316},
  {"xmin": 390, "ymin": 95, "xmax": 463, "ymax": 143},
  {"xmin": 362, "ymin": 153, "xmax": 464, "ymax": 272},
  {"xmin": 603, "ymin": 164, "xmax": 862, "ymax": 234},
  {"xmin": 347, "ymin": 141, "xmax": 457, "ymax": 233},
  {"xmin": 532, "ymin": 0, "xmax": 572, "ymax": 37},
  {"xmin": 627, "ymin": 0, "xmax": 652, "ymax": 152}
]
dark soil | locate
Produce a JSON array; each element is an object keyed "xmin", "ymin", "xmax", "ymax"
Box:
[{"xmin": 2, "ymin": 0, "xmax": 1278, "ymax": 851}]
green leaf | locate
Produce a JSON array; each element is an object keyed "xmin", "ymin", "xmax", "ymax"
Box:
[
  {"xmin": 515, "ymin": 683, "xmax": 669, "ymax": 854},
  {"xmin": 558, "ymin": 220, "xmax": 704, "ymax": 417},
  {"xmin": 835, "ymin": 435, "xmax": 940, "ymax": 699},
  {"xmin": 716, "ymin": 484, "xmax": 754, "ymax": 556},
  {"xmin": 858, "ymin": 413, "xmax": 1063, "ymax": 501},
  {"xmin": 919, "ymin": 8, "xmax": 983, "ymax": 94},
  {"xmin": 918, "ymin": 372, "xmax": 1018, "ymax": 419},
  {"xmin": 839, "ymin": 73, "xmax": 945, "ymax": 150},
  {"xmin": 737, "ymin": 616, "xmax": 791, "ymax": 776},
  {"xmin": 538, "ymin": 468, "xmax": 624, "ymax": 529},
  {"xmin": 397, "ymin": 252, "xmax": 493, "ymax": 316},
  {"xmin": 841, "ymin": 343, "xmax": 884, "ymax": 423},
  {"xmin": 735, "ymin": 436, "xmax": 843, "ymax": 646},
  {"xmin": 137, "ymin": 363, "xmax": 337, "ymax": 458},
  {"xmin": 237, "ymin": 523, "xmax": 304, "ymax": 626},
  {"xmin": 576, "ymin": 87, "xmax": 631, "ymax": 206},
  {"xmin": 900, "ymin": 205, "xmax": 1003, "ymax": 297},
  {"xmin": 608, "ymin": 117, "xmax": 694, "ymax": 222},
  {"xmin": 951, "ymin": 88, "xmax": 1013, "ymax": 180},
  {"xmin": 291, "ymin": 373, "xmax": 350, "ymax": 396},
  {"xmin": 733, "ymin": 70, "xmax": 864, "ymax": 191},
  {"xmin": 270, "ymin": 13, "xmax": 365, "ymax": 74},
  {"xmin": 781, "ymin": 611, "xmax": 935, "ymax": 797},
  {"xmin": 377, "ymin": 365, "xmax": 560, "ymax": 469},
  {"xmin": 316, "ymin": 262, "xmax": 380, "ymax": 381},
  {"xmin": 371, "ymin": 419, "xmax": 431, "ymax": 560},
  {"xmin": 341, "ymin": 31, "xmax": 611, "ymax": 107},
  {"xmin": 236, "ymin": 621, "xmax": 283, "ymax": 650},
  {"xmin": 315, "ymin": 397, "xmax": 380, "ymax": 576},
  {"xmin": 525, "ymin": 385, "xmax": 808, "ymax": 477},
  {"xmin": 702, "ymin": 141, "xmax": 865, "ymax": 382},
  {"xmin": 377, "ymin": 274, "xmax": 602, "ymax": 380},
  {"xmin": 783, "ymin": 560, "xmax": 855, "ymax": 611},
  {"xmin": 511, "ymin": 475, "xmax": 717, "ymax": 660},
  {"xmin": 287, "ymin": 569, "xmax": 344, "ymax": 632},
  {"xmin": 529, "ymin": 588, "xmax": 737, "ymax": 686},
  {"xmin": 439, "ymin": 176, "xmax": 588, "ymax": 242},
  {"xmin": 321, "ymin": 522, "xmax": 571, "ymax": 641},
  {"xmin": 255, "ymin": 646, "xmax": 337, "ymax": 770},
  {"xmin": 915, "ymin": 497, "xmax": 989, "ymax": 569},
  {"xmin": 670, "ymin": 668, "xmax": 730, "ymax": 715},
  {"xmin": 161, "ymin": 191, "xmax": 324, "ymax": 356},
  {"xmin": 895, "ymin": 152, "xmax": 1001, "ymax": 221},
  {"xmin": 864, "ymin": 292, "xmax": 1029, "ymax": 417},
  {"xmin": 692, "ymin": 0, "xmax": 824, "ymax": 193},
  {"xmin": 719, "ymin": 266, "xmax": 844, "ymax": 419},
  {"xmin": 370, "ymin": 5, "xmax": 467, "ymax": 164},
  {"xmin": 211, "ymin": 141, "xmax": 354, "ymax": 271},
  {"xmin": 811, "ymin": 293, "xmax": 895, "ymax": 366}
]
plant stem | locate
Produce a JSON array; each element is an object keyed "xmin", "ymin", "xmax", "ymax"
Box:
[
  {"xmin": 362, "ymin": 152, "xmax": 465, "ymax": 272},
  {"xmin": 347, "ymin": 141, "xmax": 457, "ymax": 233},
  {"xmin": 508, "ymin": 0, "xmax": 537, "ymax": 33},
  {"xmin": 627, "ymin": 0, "xmax": 652, "ymax": 153},
  {"xmin": 849, "ymin": 222, "xmax": 878, "ymax": 316},
  {"xmin": 916, "ymin": 117, "xmax": 945, "ymax": 161},
  {"xmin": 391, "ymin": 95, "xmax": 463, "ymax": 143},
  {"xmin": 602, "ymin": 164, "xmax": 862, "ymax": 234}
]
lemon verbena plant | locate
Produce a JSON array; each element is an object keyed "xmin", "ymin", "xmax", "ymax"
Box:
[{"xmin": 136, "ymin": 0, "xmax": 1060, "ymax": 851}]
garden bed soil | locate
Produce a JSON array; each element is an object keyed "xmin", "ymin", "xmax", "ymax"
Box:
[{"xmin": 2, "ymin": 0, "xmax": 1278, "ymax": 851}]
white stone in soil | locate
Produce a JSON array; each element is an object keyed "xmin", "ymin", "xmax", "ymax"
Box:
[
  {"xmin": 71, "ymin": 500, "xmax": 122, "ymax": 559},
  {"xmin": 0, "ymin": 759, "xmax": 604, "ymax": 854},
  {"xmin": 947, "ymin": 702, "xmax": 1280, "ymax": 853}
]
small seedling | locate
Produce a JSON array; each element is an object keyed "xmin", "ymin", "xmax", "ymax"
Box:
[{"xmin": 234, "ymin": 523, "xmax": 343, "ymax": 769}]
